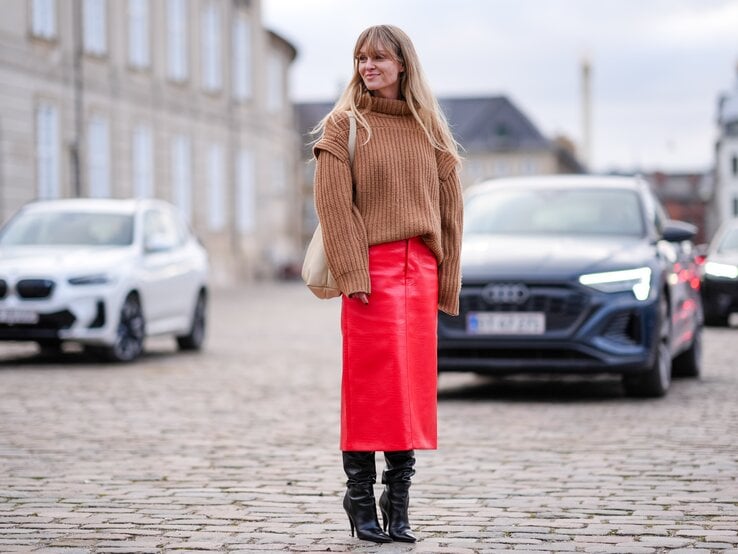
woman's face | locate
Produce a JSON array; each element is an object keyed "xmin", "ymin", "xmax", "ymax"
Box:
[{"xmin": 357, "ymin": 43, "xmax": 404, "ymax": 100}]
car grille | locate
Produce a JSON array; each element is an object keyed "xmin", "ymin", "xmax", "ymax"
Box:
[
  {"xmin": 451, "ymin": 283, "xmax": 590, "ymax": 332},
  {"xmin": 16, "ymin": 279, "xmax": 55, "ymax": 299},
  {"xmin": 0, "ymin": 279, "xmax": 7, "ymax": 299}
]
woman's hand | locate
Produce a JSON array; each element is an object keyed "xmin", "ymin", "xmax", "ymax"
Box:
[{"xmin": 349, "ymin": 292, "xmax": 370, "ymax": 304}]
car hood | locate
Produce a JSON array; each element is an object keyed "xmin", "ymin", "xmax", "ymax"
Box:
[
  {"xmin": 461, "ymin": 234, "xmax": 654, "ymax": 281},
  {"xmin": 0, "ymin": 246, "xmax": 136, "ymax": 277}
]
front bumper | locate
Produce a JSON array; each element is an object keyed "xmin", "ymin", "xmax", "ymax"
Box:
[
  {"xmin": 0, "ymin": 282, "xmax": 122, "ymax": 345},
  {"xmin": 438, "ymin": 282, "xmax": 660, "ymax": 375}
]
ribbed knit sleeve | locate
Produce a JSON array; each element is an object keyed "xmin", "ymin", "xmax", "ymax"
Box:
[
  {"xmin": 437, "ymin": 165, "xmax": 463, "ymax": 316},
  {"xmin": 313, "ymin": 130, "xmax": 371, "ymax": 297}
]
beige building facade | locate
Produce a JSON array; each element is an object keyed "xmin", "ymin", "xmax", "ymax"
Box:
[{"xmin": 0, "ymin": 0, "xmax": 301, "ymax": 283}]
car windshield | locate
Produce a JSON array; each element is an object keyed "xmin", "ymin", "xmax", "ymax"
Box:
[
  {"xmin": 464, "ymin": 187, "xmax": 646, "ymax": 237},
  {"xmin": 0, "ymin": 211, "xmax": 134, "ymax": 246},
  {"xmin": 717, "ymin": 227, "xmax": 738, "ymax": 253}
]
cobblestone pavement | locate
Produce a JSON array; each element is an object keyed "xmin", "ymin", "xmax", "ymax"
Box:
[{"xmin": 1, "ymin": 282, "xmax": 737, "ymax": 554}]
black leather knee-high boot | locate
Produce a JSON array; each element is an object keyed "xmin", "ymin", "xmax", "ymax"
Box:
[
  {"xmin": 379, "ymin": 450, "xmax": 417, "ymax": 542},
  {"xmin": 342, "ymin": 451, "xmax": 392, "ymax": 543}
]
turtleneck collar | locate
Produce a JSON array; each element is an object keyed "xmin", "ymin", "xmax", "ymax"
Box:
[{"xmin": 370, "ymin": 95, "xmax": 411, "ymax": 116}]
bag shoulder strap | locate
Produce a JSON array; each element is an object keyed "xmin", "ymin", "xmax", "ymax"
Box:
[{"xmin": 347, "ymin": 112, "xmax": 356, "ymax": 166}]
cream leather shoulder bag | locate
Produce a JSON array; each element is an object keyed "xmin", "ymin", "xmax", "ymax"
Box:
[{"xmin": 302, "ymin": 113, "xmax": 357, "ymax": 299}]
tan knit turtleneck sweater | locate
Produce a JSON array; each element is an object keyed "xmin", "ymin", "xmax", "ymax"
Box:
[{"xmin": 313, "ymin": 96, "xmax": 463, "ymax": 316}]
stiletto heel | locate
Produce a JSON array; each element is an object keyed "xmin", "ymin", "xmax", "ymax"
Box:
[{"xmin": 347, "ymin": 513, "xmax": 355, "ymax": 537}]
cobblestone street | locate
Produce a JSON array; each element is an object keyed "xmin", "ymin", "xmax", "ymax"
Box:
[{"xmin": 1, "ymin": 282, "xmax": 737, "ymax": 553}]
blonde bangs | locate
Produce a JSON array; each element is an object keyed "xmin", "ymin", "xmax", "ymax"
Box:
[{"xmin": 353, "ymin": 26, "xmax": 403, "ymax": 63}]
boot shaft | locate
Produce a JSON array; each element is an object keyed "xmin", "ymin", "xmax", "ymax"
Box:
[
  {"xmin": 382, "ymin": 450, "xmax": 416, "ymax": 485},
  {"xmin": 342, "ymin": 451, "xmax": 377, "ymax": 486}
]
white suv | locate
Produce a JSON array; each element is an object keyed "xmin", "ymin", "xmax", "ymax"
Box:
[{"xmin": 0, "ymin": 198, "xmax": 209, "ymax": 361}]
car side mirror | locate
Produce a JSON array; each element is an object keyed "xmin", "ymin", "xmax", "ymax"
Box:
[
  {"xmin": 145, "ymin": 233, "xmax": 172, "ymax": 253},
  {"xmin": 662, "ymin": 219, "xmax": 697, "ymax": 243}
]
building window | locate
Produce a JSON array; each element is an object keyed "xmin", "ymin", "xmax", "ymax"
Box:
[
  {"xmin": 167, "ymin": 0, "xmax": 188, "ymax": 81},
  {"xmin": 494, "ymin": 159, "xmax": 509, "ymax": 177},
  {"xmin": 304, "ymin": 159, "xmax": 315, "ymax": 184},
  {"xmin": 732, "ymin": 154, "xmax": 737, "ymax": 177},
  {"xmin": 31, "ymin": 0, "xmax": 56, "ymax": 39},
  {"xmin": 236, "ymin": 149, "xmax": 255, "ymax": 234},
  {"xmin": 132, "ymin": 124, "xmax": 153, "ymax": 198},
  {"xmin": 35, "ymin": 103, "xmax": 60, "ymax": 199},
  {"xmin": 232, "ymin": 15, "xmax": 252, "ymax": 100},
  {"xmin": 271, "ymin": 156, "xmax": 287, "ymax": 194},
  {"xmin": 520, "ymin": 158, "xmax": 538, "ymax": 175},
  {"xmin": 201, "ymin": 2, "xmax": 222, "ymax": 92},
  {"xmin": 128, "ymin": 0, "xmax": 150, "ymax": 68},
  {"xmin": 171, "ymin": 134, "xmax": 192, "ymax": 220},
  {"xmin": 734, "ymin": 196, "xmax": 738, "ymax": 217},
  {"xmin": 266, "ymin": 52, "xmax": 284, "ymax": 112},
  {"xmin": 83, "ymin": 0, "xmax": 107, "ymax": 55},
  {"xmin": 207, "ymin": 144, "xmax": 226, "ymax": 231},
  {"xmin": 465, "ymin": 160, "xmax": 482, "ymax": 181},
  {"xmin": 87, "ymin": 116, "xmax": 110, "ymax": 198}
]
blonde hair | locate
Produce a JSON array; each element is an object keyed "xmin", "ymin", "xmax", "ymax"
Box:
[{"xmin": 314, "ymin": 25, "xmax": 460, "ymax": 162}]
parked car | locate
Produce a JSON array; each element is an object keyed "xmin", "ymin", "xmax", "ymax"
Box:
[
  {"xmin": 701, "ymin": 218, "xmax": 738, "ymax": 326},
  {"xmin": 0, "ymin": 198, "xmax": 208, "ymax": 361},
  {"xmin": 437, "ymin": 175, "xmax": 703, "ymax": 397}
]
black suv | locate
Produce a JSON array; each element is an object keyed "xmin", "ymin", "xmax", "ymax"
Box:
[{"xmin": 438, "ymin": 175, "xmax": 703, "ymax": 397}]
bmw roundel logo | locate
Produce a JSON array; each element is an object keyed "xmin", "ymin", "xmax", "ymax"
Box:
[{"xmin": 481, "ymin": 283, "xmax": 531, "ymax": 305}]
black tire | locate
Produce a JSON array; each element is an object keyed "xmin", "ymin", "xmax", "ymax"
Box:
[
  {"xmin": 176, "ymin": 291, "xmax": 206, "ymax": 351},
  {"xmin": 624, "ymin": 296, "xmax": 672, "ymax": 398},
  {"xmin": 91, "ymin": 294, "xmax": 145, "ymax": 362},
  {"xmin": 672, "ymin": 326, "xmax": 702, "ymax": 378}
]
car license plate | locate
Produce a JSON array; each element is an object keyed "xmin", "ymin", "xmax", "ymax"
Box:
[
  {"xmin": 0, "ymin": 308, "xmax": 40, "ymax": 325},
  {"xmin": 467, "ymin": 312, "xmax": 545, "ymax": 335}
]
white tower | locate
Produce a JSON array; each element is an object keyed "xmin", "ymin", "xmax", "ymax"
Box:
[
  {"xmin": 580, "ymin": 56, "xmax": 592, "ymax": 171},
  {"xmin": 713, "ymin": 63, "xmax": 738, "ymax": 236}
]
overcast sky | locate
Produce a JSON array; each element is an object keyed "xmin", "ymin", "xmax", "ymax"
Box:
[{"xmin": 262, "ymin": 0, "xmax": 738, "ymax": 174}]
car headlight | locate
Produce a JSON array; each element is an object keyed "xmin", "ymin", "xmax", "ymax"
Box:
[
  {"xmin": 704, "ymin": 261, "xmax": 738, "ymax": 279},
  {"xmin": 578, "ymin": 267, "xmax": 652, "ymax": 301},
  {"xmin": 68, "ymin": 273, "xmax": 116, "ymax": 286}
]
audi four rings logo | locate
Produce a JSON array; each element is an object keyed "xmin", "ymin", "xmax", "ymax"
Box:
[{"xmin": 482, "ymin": 283, "xmax": 530, "ymax": 305}]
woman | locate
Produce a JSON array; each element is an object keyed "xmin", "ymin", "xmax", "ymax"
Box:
[{"xmin": 312, "ymin": 24, "xmax": 463, "ymax": 543}]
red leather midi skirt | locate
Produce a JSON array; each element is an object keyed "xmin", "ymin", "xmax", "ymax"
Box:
[{"xmin": 340, "ymin": 237, "xmax": 438, "ymax": 451}]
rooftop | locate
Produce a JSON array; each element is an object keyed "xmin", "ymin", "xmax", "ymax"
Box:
[{"xmin": 296, "ymin": 95, "xmax": 552, "ymax": 156}]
